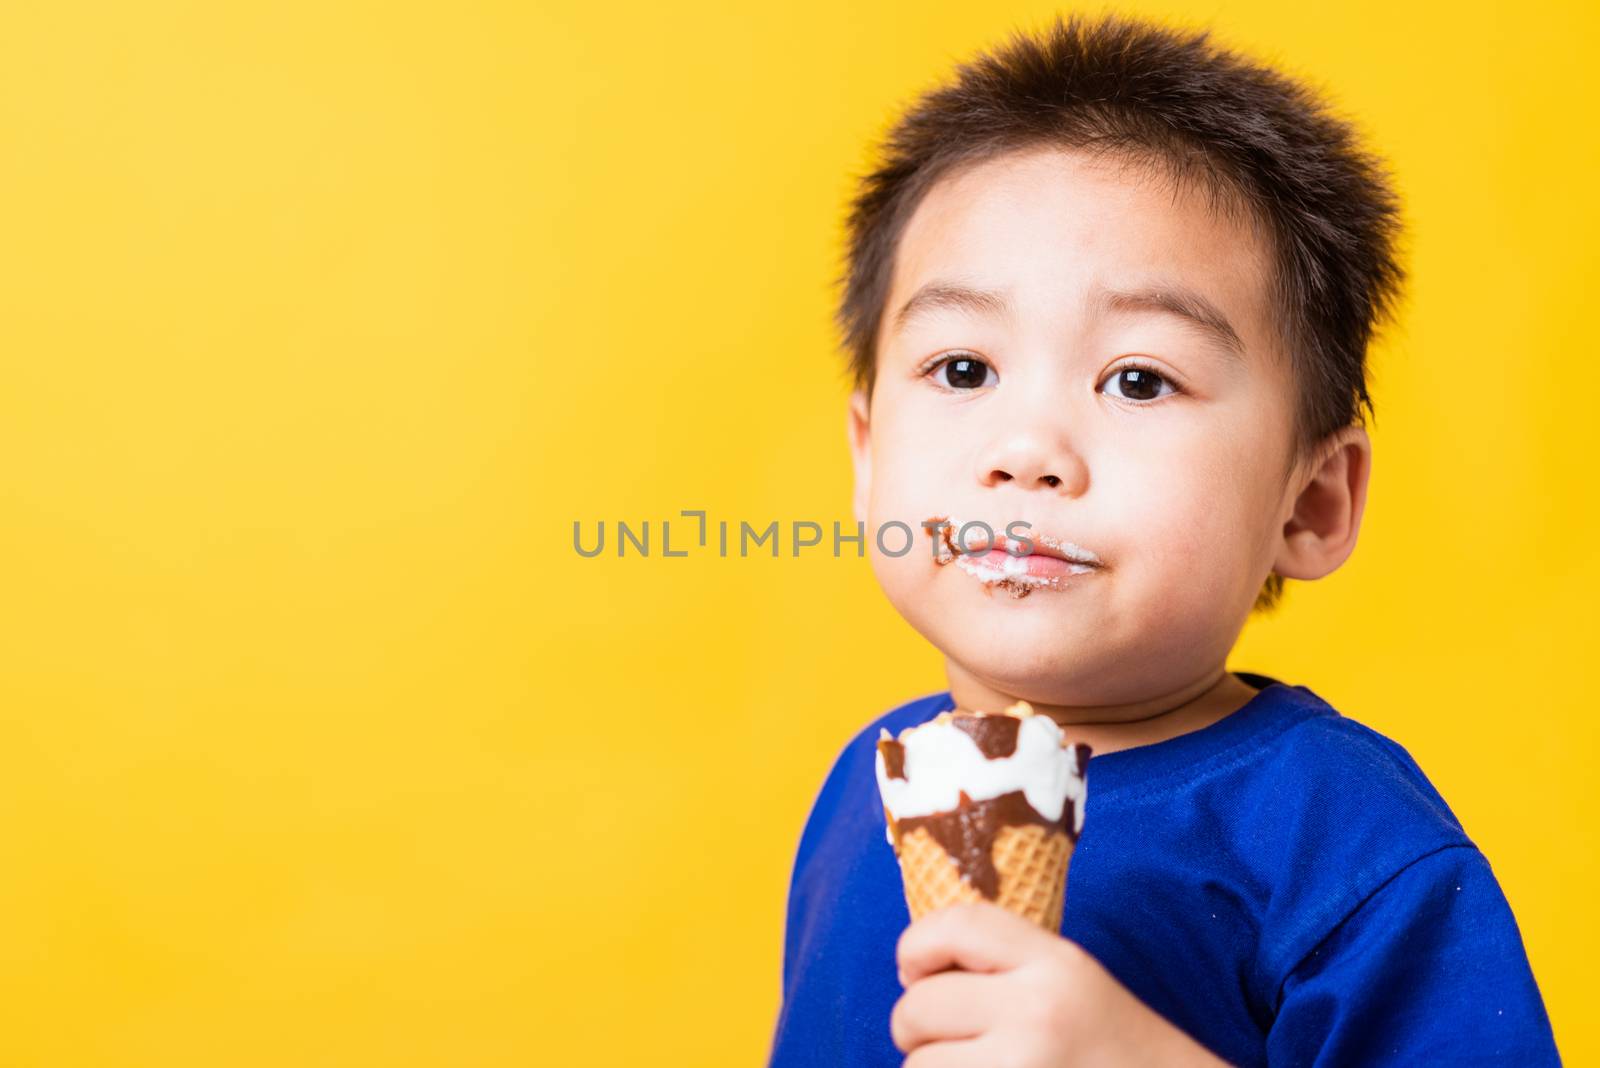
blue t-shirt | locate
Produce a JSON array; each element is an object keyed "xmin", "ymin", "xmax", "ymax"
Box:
[{"xmin": 768, "ymin": 673, "xmax": 1560, "ymax": 1066}]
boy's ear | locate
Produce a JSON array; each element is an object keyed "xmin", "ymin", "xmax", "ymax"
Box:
[
  {"xmin": 1272, "ymin": 424, "xmax": 1372, "ymax": 582},
  {"xmin": 847, "ymin": 389, "xmax": 872, "ymax": 527}
]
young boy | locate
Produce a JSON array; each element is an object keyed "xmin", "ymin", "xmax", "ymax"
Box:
[{"xmin": 768, "ymin": 14, "xmax": 1560, "ymax": 1067}]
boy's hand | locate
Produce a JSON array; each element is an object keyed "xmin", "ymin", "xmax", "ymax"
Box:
[{"xmin": 892, "ymin": 902, "xmax": 1232, "ymax": 1067}]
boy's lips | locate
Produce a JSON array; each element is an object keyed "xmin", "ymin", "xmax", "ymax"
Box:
[
  {"xmin": 922, "ymin": 515, "xmax": 1103, "ymax": 598},
  {"xmin": 960, "ymin": 529, "xmax": 1102, "ymax": 568},
  {"xmin": 962, "ymin": 548, "xmax": 1097, "ymax": 578},
  {"xmin": 923, "ymin": 515, "xmax": 1104, "ymax": 567}
]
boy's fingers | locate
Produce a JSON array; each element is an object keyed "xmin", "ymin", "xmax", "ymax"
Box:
[
  {"xmin": 889, "ymin": 970, "xmax": 996, "ymax": 1052},
  {"xmin": 902, "ymin": 1036, "xmax": 991, "ymax": 1068},
  {"xmin": 896, "ymin": 901, "xmax": 1048, "ymax": 984}
]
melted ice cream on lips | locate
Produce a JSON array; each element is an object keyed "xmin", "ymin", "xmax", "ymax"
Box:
[
  {"xmin": 875, "ymin": 702, "xmax": 1092, "ymax": 899},
  {"xmin": 921, "ymin": 515, "xmax": 1102, "ymax": 599}
]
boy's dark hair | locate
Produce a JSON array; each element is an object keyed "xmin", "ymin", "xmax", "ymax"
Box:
[{"xmin": 834, "ymin": 13, "xmax": 1406, "ymax": 613}]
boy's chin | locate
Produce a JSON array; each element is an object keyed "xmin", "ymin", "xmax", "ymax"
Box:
[
  {"xmin": 920, "ymin": 620, "xmax": 1106, "ymax": 690},
  {"xmin": 936, "ymin": 656, "xmax": 1124, "ymax": 713},
  {"xmin": 886, "ymin": 571, "xmax": 1113, "ymax": 673}
]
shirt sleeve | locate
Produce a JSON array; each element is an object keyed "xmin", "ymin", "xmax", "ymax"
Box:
[
  {"xmin": 1266, "ymin": 843, "xmax": 1560, "ymax": 1066},
  {"xmin": 778, "ymin": 732, "xmax": 859, "ymax": 998}
]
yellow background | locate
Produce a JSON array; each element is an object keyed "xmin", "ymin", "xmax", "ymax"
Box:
[{"xmin": 1, "ymin": 1, "xmax": 1594, "ymax": 1064}]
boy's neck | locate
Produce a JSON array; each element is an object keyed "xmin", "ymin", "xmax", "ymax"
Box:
[{"xmin": 942, "ymin": 663, "xmax": 1262, "ymax": 757}]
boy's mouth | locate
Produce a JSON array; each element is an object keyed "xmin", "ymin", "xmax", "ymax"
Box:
[{"xmin": 922, "ymin": 515, "xmax": 1102, "ymax": 599}]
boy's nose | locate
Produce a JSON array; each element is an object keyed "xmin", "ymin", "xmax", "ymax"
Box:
[{"xmin": 976, "ymin": 432, "xmax": 1088, "ymax": 495}]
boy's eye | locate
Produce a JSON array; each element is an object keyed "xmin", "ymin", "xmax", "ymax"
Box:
[
  {"xmin": 923, "ymin": 353, "xmax": 997, "ymax": 391},
  {"xmin": 1100, "ymin": 362, "xmax": 1179, "ymax": 403}
]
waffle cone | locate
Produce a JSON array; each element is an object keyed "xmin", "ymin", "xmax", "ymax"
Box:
[{"xmin": 895, "ymin": 823, "xmax": 1074, "ymax": 929}]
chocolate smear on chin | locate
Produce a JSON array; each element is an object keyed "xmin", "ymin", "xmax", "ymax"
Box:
[{"xmin": 891, "ymin": 789, "xmax": 1078, "ymax": 901}]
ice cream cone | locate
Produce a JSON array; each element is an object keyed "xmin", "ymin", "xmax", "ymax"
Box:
[
  {"xmin": 875, "ymin": 702, "xmax": 1090, "ymax": 930},
  {"xmin": 897, "ymin": 823, "xmax": 1074, "ymax": 928}
]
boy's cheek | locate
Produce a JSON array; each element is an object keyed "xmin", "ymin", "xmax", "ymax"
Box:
[{"xmin": 865, "ymin": 532, "xmax": 938, "ymax": 614}]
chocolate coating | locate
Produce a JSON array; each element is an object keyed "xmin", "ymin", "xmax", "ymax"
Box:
[
  {"xmin": 1074, "ymin": 742, "xmax": 1092, "ymax": 776},
  {"xmin": 953, "ymin": 714, "xmax": 1021, "ymax": 758},
  {"xmin": 880, "ymin": 714, "xmax": 1092, "ymax": 900},
  {"xmin": 890, "ymin": 789, "xmax": 1079, "ymax": 900},
  {"xmin": 879, "ymin": 737, "xmax": 906, "ymax": 780}
]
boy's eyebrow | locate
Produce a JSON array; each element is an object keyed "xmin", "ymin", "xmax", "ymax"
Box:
[
  {"xmin": 891, "ymin": 281, "xmax": 1014, "ymax": 335},
  {"xmin": 1093, "ymin": 284, "xmax": 1247, "ymax": 363},
  {"xmin": 891, "ymin": 279, "xmax": 1246, "ymax": 363}
]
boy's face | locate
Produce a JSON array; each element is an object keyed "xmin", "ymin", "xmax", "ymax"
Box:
[{"xmin": 849, "ymin": 147, "xmax": 1320, "ymax": 707}]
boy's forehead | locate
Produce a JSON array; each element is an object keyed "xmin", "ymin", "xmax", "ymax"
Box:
[{"xmin": 884, "ymin": 148, "xmax": 1277, "ymax": 355}]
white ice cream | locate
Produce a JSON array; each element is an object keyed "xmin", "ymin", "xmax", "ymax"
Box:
[
  {"xmin": 952, "ymin": 551, "xmax": 1095, "ymax": 587},
  {"xmin": 874, "ymin": 703, "xmax": 1089, "ymax": 845}
]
